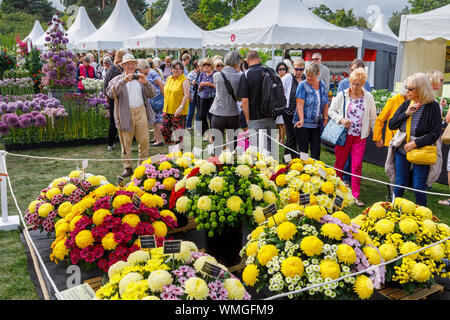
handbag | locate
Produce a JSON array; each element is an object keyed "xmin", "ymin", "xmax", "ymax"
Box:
[
  {"xmin": 405, "ymin": 115, "xmax": 437, "ymax": 165},
  {"xmin": 321, "ymin": 94, "xmax": 348, "ymax": 146},
  {"xmin": 442, "ymin": 123, "xmax": 450, "ymax": 145},
  {"xmin": 150, "ymin": 94, "xmax": 164, "ymax": 112}
]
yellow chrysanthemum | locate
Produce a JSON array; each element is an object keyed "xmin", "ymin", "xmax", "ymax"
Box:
[
  {"xmin": 300, "ymin": 236, "xmax": 323, "ymax": 257},
  {"xmin": 162, "ymin": 177, "xmax": 177, "ymax": 191},
  {"xmin": 69, "ymin": 215, "xmax": 83, "ymax": 231},
  {"xmin": 263, "ymin": 191, "xmax": 277, "ymax": 205},
  {"xmin": 75, "ymin": 230, "xmax": 95, "ymax": 249},
  {"xmin": 158, "ymin": 161, "xmax": 172, "ymax": 171},
  {"xmin": 227, "ymin": 196, "xmax": 243, "ymax": 212},
  {"xmin": 209, "ymin": 177, "xmax": 224, "ymax": 194},
  {"xmin": 423, "ymin": 219, "xmax": 437, "ymax": 235},
  {"xmin": 289, "ymin": 191, "xmax": 300, "ymax": 204},
  {"xmin": 143, "ymin": 178, "xmax": 157, "ymax": 191},
  {"xmin": 252, "ymin": 207, "xmax": 265, "ymax": 225},
  {"xmin": 319, "ymin": 260, "xmax": 340, "ymax": 280},
  {"xmin": 46, "ymin": 187, "xmax": 61, "ymax": 200},
  {"xmin": 411, "ymin": 262, "xmax": 431, "ymax": 283},
  {"xmin": 427, "ymin": 244, "xmax": 445, "ymax": 261},
  {"xmin": 152, "ymin": 221, "xmax": 168, "ymax": 238},
  {"xmin": 62, "ymin": 184, "xmax": 77, "ymax": 196},
  {"xmin": 55, "ymin": 222, "xmax": 70, "ymax": 238},
  {"xmin": 58, "ymin": 201, "xmax": 72, "ymax": 218},
  {"xmin": 246, "ymin": 241, "xmax": 258, "ymax": 257},
  {"xmin": 141, "ymin": 296, "xmax": 160, "ymax": 300},
  {"xmin": 398, "ymin": 199, "xmax": 416, "ymax": 214},
  {"xmin": 28, "ymin": 200, "xmax": 40, "ymax": 214},
  {"xmin": 399, "ymin": 218, "xmax": 418, "ymax": 235},
  {"xmin": 368, "ymin": 205, "xmax": 386, "ymax": 219},
  {"xmin": 69, "ymin": 170, "xmax": 82, "ymax": 178},
  {"xmin": 277, "ymin": 221, "xmax": 297, "ymax": 241},
  {"xmin": 291, "ymin": 163, "xmax": 304, "ymax": 172},
  {"xmin": 379, "ymin": 243, "xmax": 397, "ymax": 261},
  {"xmin": 176, "ymin": 196, "xmax": 190, "ymax": 213},
  {"xmin": 281, "ymin": 256, "xmax": 304, "ymax": 278},
  {"xmin": 251, "ymin": 226, "xmax": 265, "ymax": 239},
  {"xmin": 86, "ymin": 176, "xmax": 102, "ymax": 187},
  {"xmin": 336, "ymin": 244, "xmax": 357, "ymax": 264},
  {"xmin": 321, "ymin": 223, "xmax": 344, "ymax": 240},
  {"xmin": 275, "ymin": 174, "xmax": 287, "ymax": 187},
  {"xmin": 112, "ymin": 195, "xmax": 132, "ymax": 209},
  {"xmin": 224, "ymin": 278, "xmax": 246, "ymax": 300},
  {"xmin": 321, "ymin": 181, "xmax": 335, "ymax": 195},
  {"xmin": 242, "ymin": 264, "xmax": 259, "ymax": 286},
  {"xmin": 415, "ymin": 206, "xmax": 433, "ymax": 220},
  {"xmin": 198, "ymin": 196, "xmax": 212, "ymax": 212},
  {"xmin": 160, "ymin": 210, "xmax": 177, "ymax": 222},
  {"xmin": 374, "ymin": 219, "xmax": 395, "ymax": 235},
  {"xmin": 122, "ymin": 214, "xmax": 141, "ymax": 228},
  {"xmin": 299, "ymin": 174, "xmax": 311, "ymax": 183},
  {"xmin": 352, "ymin": 230, "xmax": 368, "ymax": 245},
  {"xmin": 351, "ymin": 214, "xmax": 365, "ymax": 226},
  {"xmin": 354, "ymin": 275, "xmax": 373, "ymax": 300},
  {"xmin": 93, "ymin": 209, "xmax": 111, "ymax": 226},
  {"xmin": 400, "ymin": 241, "xmax": 420, "ymax": 260},
  {"xmin": 141, "ymin": 194, "xmax": 164, "ymax": 208},
  {"xmin": 51, "ymin": 178, "xmax": 67, "ymax": 187},
  {"xmin": 184, "ymin": 277, "xmax": 209, "ymax": 300},
  {"xmin": 363, "ymin": 246, "xmax": 381, "ymax": 265},
  {"xmin": 101, "ymin": 232, "xmax": 118, "ymax": 250},
  {"xmin": 147, "ymin": 270, "xmax": 173, "ymax": 292},
  {"xmin": 38, "ymin": 203, "xmax": 54, "ymax": 218},
  {"xmin": 249, "ymin": 184, "xmax": 263, "ymax": 201},
  {"xmin": 304, "ymin": 205, "xmax": 326, "ymax": 221},
  {"xmin": 257, "ymin": 244, "xmax": 279, "ymax": 266},
  {"xmin": 133, "ymin": 166, "xmax": 146, "ymax": 179},
  {"xmin": 186, "ymin": 176, "xmax": 200, "ymax": 191},
  {"xmin": 332, "ymin": 211, "xmax": 351, "ymax": 225}
]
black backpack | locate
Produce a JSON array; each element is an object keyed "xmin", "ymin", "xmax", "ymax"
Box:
[{"xmin": 260, "ymin": 66, "xmax": 287, "ymax": 118}]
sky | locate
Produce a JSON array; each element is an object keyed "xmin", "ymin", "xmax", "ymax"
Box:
[{"xmin": 49, "ymin": 0, "xmax": 411, "ymax": 20}]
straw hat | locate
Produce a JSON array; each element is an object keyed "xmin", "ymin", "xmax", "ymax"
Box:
[{"xmin": 120, "ymin": 53, "xmax": 137, "ymax": 66}]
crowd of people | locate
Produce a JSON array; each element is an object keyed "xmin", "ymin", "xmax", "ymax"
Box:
[{"xmin": 75, "ymin": 49, "xmax": 450, "ymax": 209}]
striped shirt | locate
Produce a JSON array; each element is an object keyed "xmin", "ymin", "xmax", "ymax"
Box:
[{"xmin": 398, "ymin": 105, "xmax": 424, "ymax": 155}]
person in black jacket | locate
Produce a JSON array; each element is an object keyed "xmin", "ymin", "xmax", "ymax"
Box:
[{"xmin": 388, "ymin": 73, "xmax": 441, "ymax": 206}]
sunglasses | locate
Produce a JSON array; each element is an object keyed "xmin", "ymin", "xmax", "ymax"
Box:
[
  {"xmin": 203, "ymin": 63, "xmax": 211, "ymax": 66},
  {"xmin": 216, "ymin": 65, "xmax": 224, "ymax": 68},
  {"xmin": 312, "ymin": 58, "xmax": 320, "ymax": 61},
  {"xmin": 294, "ymin": 68, "xmax": 305, "ymax": 72},
  {"xmin": 405, "ymin": 86, "xmax": 416, "ymax": 91},
  {"xmin": 278, "ymin": 68, "xmax": 286, "ymax": 71}
]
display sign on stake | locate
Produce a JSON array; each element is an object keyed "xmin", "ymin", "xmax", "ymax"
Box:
[
  {"xmin": 202, "ymin": 261, "xmax": 223, "ymax": 279},
  {"xmin": 57, "ymin": 283, "xmax": 96, "ymax": 300},
  {"xmin": 284, "ymin": 154, "xmax": 292, "ymax": 163},
  {"xmin": 151, "ymin": 153, "xmax": 161, "ymax": 164},
  {"xmin": 168, "ymin": 144, "xmax": 181, "ymax": 155},
  {"xmin": 263, "ymin": 203, "xmax": 278, "ymax": 226},
  {"xmin": 132, "ymin": 194, "xmax": 142, "ymax": 210},
  {"xmin": 299, "ymin": 193, "xmax": 311, "ymax": 206},
  {"xmin": 300, "ymin": 152, "xmax": 309, "ymax": 161},
  {"xmin": 139, "ymin": 235, "xmax": 156, "ymax": 250},
  {"xmin": 163, "ymin": 240, "xmax": 182, "ymax": 255},
  {"xmin": 117, "ymin": 176, "xmax": 124, "ymax": 188},
  {"xmin": 318, "ymin": 167, "xmax": 328, "ymax": 180},
  {"xmin": 334, "ymin": 195, "xmax": 344, "ymax": 210}
]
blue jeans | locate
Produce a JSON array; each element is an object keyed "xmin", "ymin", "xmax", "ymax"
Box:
[
  {"xmin": 394, "ymin": 152, "xmax": 429, "ymax": 206},
  {"xmin": 186, "ymin": 100, "xmax": 198, "ymax": 129},
  {"xmin": 343, "ymin": 156, "xmax": 352, "ymax": 184}
]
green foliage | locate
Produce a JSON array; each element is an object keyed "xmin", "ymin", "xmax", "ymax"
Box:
[
  {"xmin": 311, "ymin": 5, "xmax": 368, "ymax": 28},
  {"xmin": 0, "ymin": 49, "xmax": 16, "ymax": 79},
  {"xmin": 408, "ymin": 0, "xmax": 450, "ymax": 13},
  {"xmin": 0, "ymin": 0, "xmax": 56, "ymax": 23},
  {"xmin": 25, "ymin": 48, "xmax": 44, "ymax": 93},
  {"xmin": 0, "ymin": 11, "xmax": 42, "ymax": 41},
  {"xmin": 388, "ymin": 6, "xmax": 410, "ymax": 36}
]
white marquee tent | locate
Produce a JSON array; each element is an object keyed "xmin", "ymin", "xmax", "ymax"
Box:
[
  {"xmin": 124, "ymin": 0, "xmax": 203, "ymax": 50},
  {"xmin": 394, "ymin": 4, "xmax": 450, "ymax": 83},
  {"xmin": 203, "ymin": 0, "xmax": 363, "ymax": 54},
  {"xmin": 24, "ymin": 20, "xmax": 45, "ymax": 43},
  {"xmin": 66, "ymin": 7, "xmax": 97, "ymax": 45},
  {"xmin": 74, "ymin": 0, "xmax": 146, "ymax": 51},
  {"xmin": 371, "ymin": 13, "xmax": 398, "ymax": 40},
  {"xmin": 34, "ymin": 16, "xmax": 66, "ymax": 49}
]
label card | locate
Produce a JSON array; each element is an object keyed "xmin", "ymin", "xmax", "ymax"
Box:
[
  {"xmin": 207, "ymin": 144, "xmax": 214, "ymax": 155},
  {"xmin": 57, "ymin": 283, "xmax": 96, "ymax": 300},
  {"xmin": 300, "ymin": 152, "xmax": 309, "ymax": 161},
  {"xmin": 284, "ymin": 154, "xmax": 292, "ymax": 163},
  {"xmin": 202, "ymin": 261, "xmax": 223, "ymax": 278},
  {"xmin": 318, "ymin": 167, "xmax": 328, "ymax": 179},
  {"xmin": 263, "ymin": 203, "xmax": 277, "ymax": 220},
  {"xmin": 299, "ymin": 194, "xmax": 311, "ymax": 206},
  {"xmin": 82, "ymin": 160, "xmax": 88, "ymax": 169},
  {"xmin": 151, "ymin": 153, "xmax": 161, "ymax": 164},
  {"xmin": 132, "ymin": 194, "xmax": 142, "ymax": 210},
  {"xmin": 139, "ymin": 235, "xmax": 156, "ymax": 249},
  {"xmin": 442, "ymin": 84, "xmax": 450, "ymax": 99},
  {"xmin": 79, "ymin": 171, "xmax": 85, "ymax": 180},
  {"xmin": 163, "ymin": 240, "xmax": 182, "ymax": 254},
  {"xmin": 334, "ymin": 195, "xmax": 344, "ymax": 210},
  {"xmin": 193, "ymin": 147, "xmax": 202, "ymax": 157},
  {"xmin": 168, "ymin": 144, "xmax": 181, "ymax": 155},
  {"xmin": 117, "ymin": 176, "xmax": 124, "ymax": 188}
]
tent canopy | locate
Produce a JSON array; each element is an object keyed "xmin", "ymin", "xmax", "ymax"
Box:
[
  {"xmin": 75, "ymin": 0, "xmax": 146, "ymax": 51},
  {"xmin": 371, "ymin": 13, "xmax": 398, "ymax": 40},
  {"xmin": 394, "ymin": 4, "xmax": 450, "ymax": 84},
  {"xmin": 24, "ymin": 20, "xmax": 45, "ymax": 43},
  {"xmin": 66, "ymin": 6, "xmax": 97, "ymax": 44},
  {"xmin": 124, "ymin": 0, "xmax": 203, "ymax": 50},
  {"xmin": 34, "ymin": 16, "xmax": 66, "ymax": 49},
  {"xmin": 203, "ymin": 0, "xmax": 362, "ymax": 49}
]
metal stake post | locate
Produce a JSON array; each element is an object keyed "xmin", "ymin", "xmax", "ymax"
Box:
[{"xmin": 0, "ymin": 151, "xmax": 20, "ymax": 231}]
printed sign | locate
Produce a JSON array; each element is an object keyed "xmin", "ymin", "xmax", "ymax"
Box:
[
  {"xmin": 263, "ymin": 203, "xmax": 277, "ymax": 220},
  {"xmin": 132, "ymin": 194, "xmax": 142, "ymax": 210},
  {"xmin": 318, "ymin": 167, "xmax": 328, "ymax": 180},
  {"xmin": 57, "ymin": 284, "xmax": 96, "ymax": 300},
  {"xmin": 300, "ymin": 152, "xmax": 309, "ymax": 161},
  {"xmin": 168, "ymin": 144, "xmax": 181, "ymax": 155},
  {"xmin": 139, "ymin": 235, "xmax": 156, "ymax": 249},
  {"xmin": 299, "ymin": 194, "xmax": 311, "ymax": 206},
  {"xmin": 163, "ymin": 240, "xmax": 182, "ymax": 254},
  {"xmin": 284, "ymin": 154, "xmax": 292, "ymax": 163},
  {"xmin": 202, "ymin": 261, "xmax": 223, "ymax": 278},
  {"xmin": 117, "ymin": 176, "xmax": 124, "ymax": 188},
  {"xmin": 334, "ymin": 195, "xmax": 344, "ymax": 210},
  {"xmin": 82, "ymin": 160, "xmax": 88, "ymax": 169}
]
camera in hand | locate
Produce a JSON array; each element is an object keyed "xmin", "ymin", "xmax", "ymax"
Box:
[{"xmin": 132, "ymin": 73, "xmax": 140, "ymax": 81}]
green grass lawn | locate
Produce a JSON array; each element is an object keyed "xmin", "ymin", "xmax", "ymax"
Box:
[{"xmin": 0, "ymin": 139, "xmax": 449, "ymax": 300}]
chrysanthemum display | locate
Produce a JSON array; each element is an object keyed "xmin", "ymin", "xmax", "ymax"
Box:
[
  {"xmin": 170, "ymin": 151, "xmax": 279, "ymax": 237},
  {"xmin": 94, "ymin": 242, "xmax": 251, "ymax": 300},
  {"xmin": 270, "ymin": 158, "xmax": 354, "ymax": 213},
  {"xmin": 24, "ymin": 171, "xmax": 108, "ymax": 235},
  {"xmin": 49, "ymin": 186, "xmax": 177, "ymax": 272},
  {"xmin": 240, "ymin": 204, "xmax": 385, "ymax": 300},
  {"xmin": 359, "ymin": 199, "xmax": 450, "ymax": 292}
]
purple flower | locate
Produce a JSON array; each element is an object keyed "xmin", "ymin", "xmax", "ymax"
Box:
[
  {"xmin": 18, "ymin": 115, "xmax": 32, "ymax": 128},
  {"xmin": 6, "ymin": 102, "xmax": 16, "ymax": 113},
  {"xmin": 5, "ymin": 113, "xmax": 19, "ymax": 128},
  {"xmin": 34, "ymin": 114, "xmax": 47, "ymax": 127},
  {"xmin": 31, "ymin": 111, "xmax": 41, "ymax": 117},
  {"xmin": 52, "ymin": 55, "xmax": 61, "ymax": 62},
  {"xmin": 45, "ymin": 36, "xmax": 51, "ymax": 42},
  {"xmin": 0, "ymin": 121, "xmax": 9, "ymax": 135}
]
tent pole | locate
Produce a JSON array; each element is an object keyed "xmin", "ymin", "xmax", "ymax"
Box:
[
  {"xmin": 271, "ymin": 45, "xmax": 275, "ymax": 67},
  {"xmin": 357, "ymin": 47, "xmax": 362, "ymax": 59},
  {"xmin": 393, "ymin": 42, "xmax": 404, "ymax": 86},
  {"xmin": 202, "ymin": 47, "xmax": 206, "ymax": 59}
]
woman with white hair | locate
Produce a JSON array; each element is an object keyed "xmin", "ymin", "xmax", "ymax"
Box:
[
  {"xmin": 388, "ymin": 73, "xmax": 442, "ymax": 206},
  {"xmin": 329, "ymin": 67, "xmax": 377, "ymax": 207}
]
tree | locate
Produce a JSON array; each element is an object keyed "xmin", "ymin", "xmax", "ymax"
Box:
[
  {"xmin": 311, "ymin": 4, "xmax": 334, "ymax": 22},
  {"xmin": 1, "ymin": 0, "xmax": 56, "ymax": 22},
  {"xmin": 408, "ymin": 0, "xmax": 450, "ymax": 13},
  {"xmin": 0, "ymin": 11, "xmax": 42, "ymax": 39},
  {"xmin": 388, "ymin": 6, "xmax": 410, "ymax": 36},
  {"xmin": 310, "ymin": 5, "xmax": 368, "ymax": 29}
]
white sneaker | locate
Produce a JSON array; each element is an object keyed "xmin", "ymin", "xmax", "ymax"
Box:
[{"xmin": 107, "ymin": 144, "xmax": 115, "ymax": 151}]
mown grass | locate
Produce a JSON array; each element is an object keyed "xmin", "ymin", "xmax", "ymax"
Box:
[{"xmin": 0, "ymin": 137, "xmax": 449, "ymax": 299}]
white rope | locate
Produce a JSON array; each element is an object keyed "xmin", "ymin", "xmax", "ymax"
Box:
[
  {"xmin": 264, "ymin": 234, "xmax": 450, "ymax": 300},
  {"xmin": 1, "ymin": 156, "xmax": 61, "ymax": 298},
  {"xmin": 263, "ymin": 132, "xmax": 450, "ymax": 198}
]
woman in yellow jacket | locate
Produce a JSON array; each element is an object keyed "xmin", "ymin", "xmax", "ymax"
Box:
[
  {"xmin": 161, "ymin": 60, "xmax": 190, "ymax": 145},
  {"xmin": 373, "ymin": 84, "xmax": 407, "ymax": 148}
]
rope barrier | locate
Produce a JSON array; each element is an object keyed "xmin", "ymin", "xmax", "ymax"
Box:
[
  {"xmin": 262, "ymin": 132, "xmax": 450, "ymax": 198},
  {"xmin": 1, "ymin": 155, "xmax": 61, "ymax": 299}
]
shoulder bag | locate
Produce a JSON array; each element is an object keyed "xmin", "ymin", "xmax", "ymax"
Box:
[
  {"xmin": 321, "ymin": 93, "xmax": 348, "ymax": 146},
  {"xmin": 221, "ymin": 71, "xmax": 237, "ymax": 102},
  {"xmin": 405, "ymin": 115, "xmax": 437, "ymax": 165}
]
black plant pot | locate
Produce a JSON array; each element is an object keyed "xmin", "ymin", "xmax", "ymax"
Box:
[
  {"xmin": 175, "ymin": 212, "xmax": 188, "ymax": 229},
  {"xmin": 204, "ymin": 222, "xmax": 244, "ymax": 267}
]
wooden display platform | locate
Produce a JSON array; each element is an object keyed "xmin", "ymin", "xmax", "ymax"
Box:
[
  {"xmin": 168, "ymin": 217, "xmax": 197, "ymax": 235},
  {"xmin": 377, "ymin": 284, "xmax": 444, "ymax": 300},
  {"xmin": 84, "ymin": 277, "xmax": 103, "ymax": 292}
]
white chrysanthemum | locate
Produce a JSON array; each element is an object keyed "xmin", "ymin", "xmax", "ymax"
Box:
[
  {"xmin": 301, "ymin": 182, "xmax": 315, "ymax": 194},
  {"xmin": 175, "ymin": 157, "xmax": 190, "ymax": 168},
  {"xmin": 176, "ymin": 196, "xmax": 191, "ymax": 213},
  {"xmin": 108, "ymin": 261, "xmax": 128, "ymax": 280},
  {"xmin": 186, "ymin": 176, "xmax": 200, "ymax": 190},
  {"xmin": 238, "ymin": 154, "xmax": 254, "ymax": 165},
  {"xmin": 258, "ymin": 173, "xmax": 270, "ymax": 188},
  {"xmin": 194, "ymin": 255, "xmax": 218, "ymax": 274},
  {"xmin": 174, "ymin": 241, "xmax": 199, "ymax": 262},
  {"xmin": 127, "ymin": 250, "xmax": 150, "ymax": 266},
  {"xmin": 255, "ymin": 160, "xmax": 267, "ymax": 170},
  {"xmin": 209, "ymin": 176, "xmax": 225, "ymax": 194},
  {"xmin": 119, "ymin": 272, "xmax": 143, "ymax": 296},
  {"xmin": 219, "ymin": 152, "xmax": 233, "ymax": 163},
  {"xmin": 200, "ymin": 162, "xmax": 216, "ymax": 175},
  {"xmin": 303, "ymin": 164, "xmax": 317, "ymax": 174},
  {"xmin": 236, "ymin": 165, "xmax": 252, "ymax": 178},
  {"xmin": 249, "ymin": 184, "xmax": 264, "ymax": 201},
  {"xmin": 174, "ymin": 179, "xmax": 186, "ymax": 192},
  {"xmin": 310, "ymin": 176, "xmax": 322, "ymax": 188},
  {"xmin": 147, "ymin": 270, "xmax": 173, "ymax": 292},
  {"xmin": 224, "ymin": 278, "xmax": 246, "ymax": 300}
]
